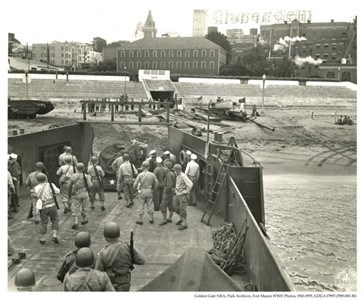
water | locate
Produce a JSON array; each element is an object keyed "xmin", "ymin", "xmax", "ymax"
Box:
[{"xmin": 264, "ymin": 174, "xmax": 357, "ymax": 292}]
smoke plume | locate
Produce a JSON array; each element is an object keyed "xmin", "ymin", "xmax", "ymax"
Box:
[
  {"xmin": 273, "ymin": 36, "xmax": 307, "ymax": 51},
  {"xmin": 294, "ymin": 55, "xmax": 323, "ymax": 66}
]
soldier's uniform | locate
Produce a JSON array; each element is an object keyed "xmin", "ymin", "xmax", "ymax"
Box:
[
  {"xmin": 133, "ymin": 163, "xmax": 158, "ymax": 224},
  {"xmin": 34, "ymin": 175, "xmax": 60, "ymax": 244},
  {"xmin": 111, "ymin": 156, "xmax": 124, "ymax": 199},
  {"xmin": 64, "ymin": 268, "xmax": 115, "ymax": 291},
  {"xmin": 87, "ymin": 163, "xmax": 105, "ymax": 210},
  {"xmin": 56, "ymin": 163, "xmax": 74, "ymax": 213},
  {"xmin": 173, "ymin": 165, "xmax": 193, "ymax": 230},
  {"xmin": 69, "ymin": 170, "xmax": 93, "ymax": 228},
  {"xmin": 25, "ymin": 170, "xmax": 42, "ymax": 223},
  {"xmin": 153, "ymin": 160, "xmax": 165, "ymax": 211},
  {"xmin": 184, "ymin": 155, "xmax": 200, "ymax": 206},
  {"xmin": 8, "ymin": 155, "xmax": 21, "ymax": 210},
  {"xmin": 159, "ymin": 163, "xmax": 176, "ymax": 225},
  {"xmin": 95, "ymin": 240, "xmax": 145, "ymax": 291},
  {"xmin": 57, "ymin": 250, "xmax": 78, "ymax": 283},
  {"xmin": 58, "ymin": 153, "xmax": 78, "ymax": 169},
  {"xmin": 118, "ymin": 159, "xmax": 138, "ymax": 207}
]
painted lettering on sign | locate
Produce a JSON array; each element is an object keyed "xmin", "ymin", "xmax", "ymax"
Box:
[{"xmin": 213, "ymin": 10, "xmax": 312, "ymax": 25}]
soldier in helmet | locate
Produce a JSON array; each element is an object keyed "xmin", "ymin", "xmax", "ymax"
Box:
[
  {"xmin": 117, "ymin": 153, "xmax": 138, "ymax": 208},
  {"xmin": 133, "ymin": 160, "xmax": 158, "ymax": 225},
  {"xmin": 162, "ymin": 150, "xmax": 176, "ymax": 166},
  {"xmin": 25, "ymin": 161, "xmax": 45, "ymax": 224},
  {"xmin": 95, "ymin": 222, "xmax": 145, "ymax": 291},
  {"xmin": 14, "ymin": 268, "xmax": 36, "ymax": 291},
  {"xmin": 8, "ymin": 153, "xmax": 21, "ymax": 212},
  {"xmin": 68, "ymin": 163, "xmax": 93, "ymax": 230},
  {"xmin": 34, "ymin": 172, "xmax": 61, "ymax": 244},
  {"xmin": 153, "ymin": 157, "xmax": 165, "ymax": 211},
  {"xmin": 111, "ymin": 151, "xmax": 125, "ymax": 200},
  {"xmin": 147, "ymin": 150, "xmax": 157, "ymax": 172},
  {"xmin": 159, "ymin": 161, "xmax": 176, "ymax": 225},
  {"xmin": 56, "ymin": 156, "xmax": 74, "ymax": 214},
  {"xmin": 87, "ymin": 156, "xmax": 106, "ymax": 211},
  {"xmin": 172, "ymin": 164, "xmax": 193, "ymax": 230},
  {"xmin": 58, "ymin": 146, "xmax": 78, "ymax": 171},
  {"xmin": 64, "ymin": 247, "xmax": 115, "ymax": 291},
  {"xmin": 57, "ymin": 231, "xmax": 91, "ymax": 283}
]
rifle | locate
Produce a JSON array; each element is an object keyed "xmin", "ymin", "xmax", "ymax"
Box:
[
  {"xmin": 130, "ymin": 231, "xmax": 135, "ymax": 271},
  {"xmin": 92, "ymin": 162, "xmax": 104, "ymax": 190},
  {"xmin": 27, "ymin": 202, "xmax": 33, "ymax": 219},
  {"xmin": 72, "ymin": 156, "xmax": 76, "ymax": 173},
  {"xmin": 43, "ymin": 167, "xmax": 60, "ymax": 210},
  {"xmin": 82, "ymin": 171, "xmax": 92, "ymax": 199}
]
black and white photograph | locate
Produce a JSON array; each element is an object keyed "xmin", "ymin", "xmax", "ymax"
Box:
[{"xmin": 2, "ymin": 0, "xmax": 360, "ymax": 299}]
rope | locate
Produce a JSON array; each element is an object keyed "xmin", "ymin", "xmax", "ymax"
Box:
[{"xmin": 208, "ymin": 221, "xmax": 248, "ymax": 276}]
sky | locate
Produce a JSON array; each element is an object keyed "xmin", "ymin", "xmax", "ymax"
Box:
[{"xmin": 1, "ymin": 0, "xmax": 359, "ymax": 46}]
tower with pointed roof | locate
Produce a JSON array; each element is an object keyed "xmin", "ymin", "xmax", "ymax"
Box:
[{"xmin": 142, "ymin": 10, "xmax": 157, "ymax": 38}]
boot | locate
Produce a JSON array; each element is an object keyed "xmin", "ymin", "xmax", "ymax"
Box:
[
  {"xmin": 178, "ymin": 218, "xmax": 187, "ymax": 230},
  {"xmin": 52, "ymin": 230, "xmax": 59, "ymax": 243},
  {"xmin": 135, "ymin": 214, "xmax": 143, "ymax": 225},
  {"xmin": 167, "ymin": 211, "xmax": 174, "ymax": 223},
  {"xmin": 159, "ymin": 212, "xmax": 168, "ymax": 226},
  {"xmin": 149, "ymin": 213, "xmax": 154, "ymax": 224},
  {"xmin": 40, "ymin": 234, "xmax": 47, "ymax": 244}
]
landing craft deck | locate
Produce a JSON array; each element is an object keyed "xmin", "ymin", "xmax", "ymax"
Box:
[{"xmin": 8, "ymin": 124, "xmax": 294, "ymax": 291}]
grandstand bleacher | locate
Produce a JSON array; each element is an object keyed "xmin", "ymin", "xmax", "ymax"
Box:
[{"xmin": 8, "ymin": 75, "xmax": 357, "ymax": 109}]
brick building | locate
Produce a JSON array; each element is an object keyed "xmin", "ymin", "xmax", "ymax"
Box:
[
  {"xmin": 116, "ymin": 37, "xmax": 226, "ymax": 77},
  {"xmin": 260, "ymin": 18, "xmax": 357, "ymax": 82},
  {"xmin": 260, "ymin": 18, "xmax": 357, "ymax": 64}
]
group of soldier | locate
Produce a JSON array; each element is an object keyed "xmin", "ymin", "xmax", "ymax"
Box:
[
  {"xmin": 112, "ymin": 148, "xmax": 200, "ymax": 230},
  {"xmin": 8, "ymin": 144, "xmax": 201, "ymax": 292}
]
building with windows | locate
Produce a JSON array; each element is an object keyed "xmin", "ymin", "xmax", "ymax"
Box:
[
  {"xmin": 193, "ymin": 10, "xmax": 208, "ymax": 37},
  {"xmin": 116, "ymin": 37, "xmax": 226, "ymax": 77},
  {"xmin": 32, "ymin": 41, "xmax": 94, "ymax": 70},
  {"xmin": 260, "ymin": 18, "xmax": 357, "ymax": 82},
  {"xmin": 260, "ymin": 18, "xmax": 357, "ymax": 64}
]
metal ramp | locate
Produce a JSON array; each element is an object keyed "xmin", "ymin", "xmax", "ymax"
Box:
[{"xmin": 201, "ymin": 163, "xmax": 230, "ymax": 225}]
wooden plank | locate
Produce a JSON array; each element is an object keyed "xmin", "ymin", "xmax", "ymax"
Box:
[{"xmin": 77, "ymin": 120, "xmax": 171, "ymax": 125}]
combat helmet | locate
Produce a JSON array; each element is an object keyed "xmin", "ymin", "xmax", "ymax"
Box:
[
  {"xmin": 75, "ymin": 247, "xmax": 95, "ymax": 268},
  {"xmin": 103, "ymin": 222, "xmax": 120, "ymax": 239},
  {"xmin": 74, "ymin": 231, "xmax": 91, "ymax": 249},
  {"xmin": 14, "ymin": 268, "xmax": 36, "ymax": 287}
]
